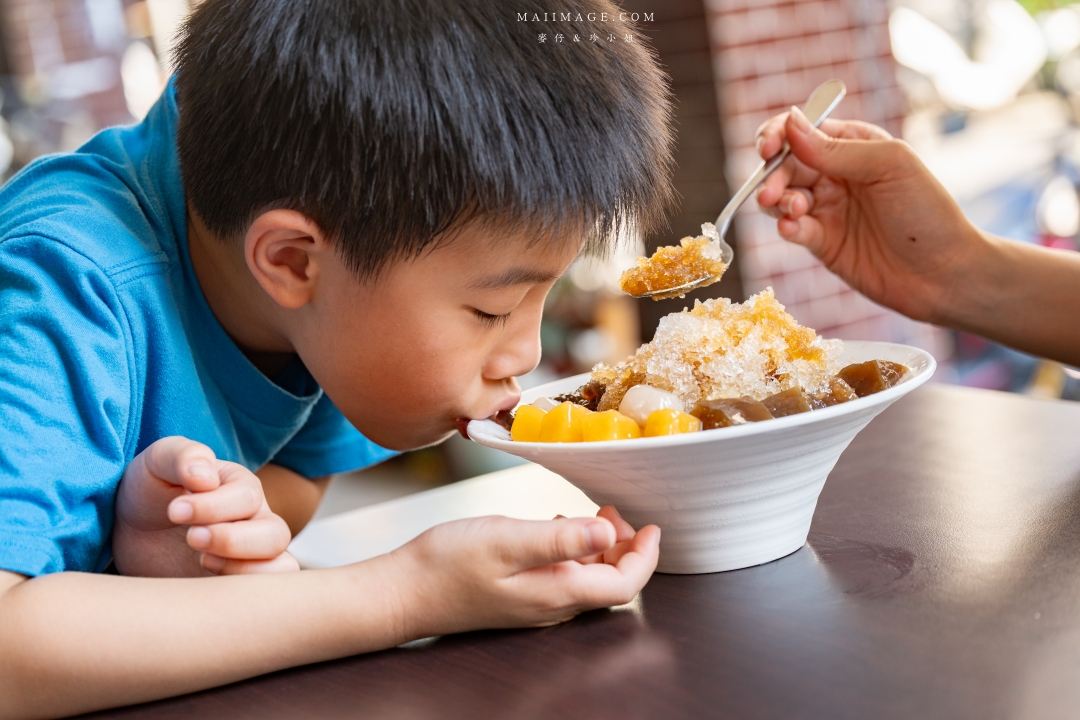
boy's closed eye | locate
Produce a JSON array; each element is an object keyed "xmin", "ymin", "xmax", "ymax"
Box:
[
  {"xmin": 464, "ymin": 265, "xmax": 563, "ymax": 330},
  {"xmin": 472, "ymin": 308, "xmax": 512, "ymax": 328}
]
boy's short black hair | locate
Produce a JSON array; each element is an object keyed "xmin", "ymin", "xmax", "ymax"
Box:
[{"xmin": 174, "ymin": 0, "xmax": 674, "ymax": 279}]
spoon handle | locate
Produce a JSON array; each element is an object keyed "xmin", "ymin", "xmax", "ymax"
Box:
[{"xmin": 715, "ymin": 80, "xmax": 847, "ymax": 238}]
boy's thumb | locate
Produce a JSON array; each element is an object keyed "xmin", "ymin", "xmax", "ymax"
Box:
[
  {"xmin": 786, "ymin": 106, "xmax": 888, "ymax": 184},
  {"xmin": 498, "ymin": 517, "xmax": 616, "ymax": 569}
]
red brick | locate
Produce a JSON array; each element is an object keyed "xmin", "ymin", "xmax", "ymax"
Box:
[
  {"xmin": 793, "ymin": 1, "xmax": 826, "ymax": 35},
  {"xmin": 781, "ymin": 243, "xmax": 818, "ymax": 273}
]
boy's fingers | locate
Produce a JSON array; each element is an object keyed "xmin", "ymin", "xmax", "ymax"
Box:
[
  {"xmin": 201, "ymin": 552, "xmax": 300, "ymax": 575},
  {"xmin": 596, "ymin": 506, "xmax": 635, "ymax": 543},
  {"xmin": 538, "ymin": 525, "xmax": 661, "ymax": 608},
  {"xmin": 493, "ymin": 516, "xmax": 617, "ymax": 569},
  {"xmin": 596, "ymin": 525, "xmax": 661, "ymax": 598},
  {"xmin": 142, "ymin": 436, "xmax": 220, "ymax": 493},
  {"xmin": 609, "ymin": 525, "xmax": 661, "ymax": 586},
  {"xmin": 603, "ymin": 541, "xmax": 635, "ymax": 567},
  {"xmin": 186, "ymin": 514, "xmax": 292, "ymax": 559},
  {"xmin": 167, "ymin": 479, "xmax": 263, "ymax": 525},
  {"xmin": 215, "ymin": 460, "xmax": 264, "ymax": 489}
]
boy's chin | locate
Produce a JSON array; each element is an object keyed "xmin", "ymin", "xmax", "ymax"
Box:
[{"xmin": 372, "ymin": 426, "xmax": 459, "ymax": 452}]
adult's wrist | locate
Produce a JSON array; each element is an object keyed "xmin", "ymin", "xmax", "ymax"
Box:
[{"xmin": 925, "ymin": 223, "xmax": 1005, "ymax": 335}]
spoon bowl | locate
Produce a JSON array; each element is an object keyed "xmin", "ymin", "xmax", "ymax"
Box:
[{"xmin": 636, "ymin": 79, "xmax": 847, "ymax": 299}]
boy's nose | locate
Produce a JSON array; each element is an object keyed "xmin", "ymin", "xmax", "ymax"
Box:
[{"xmin": 484, "ymin": 330, "xmax": 541, "ymax": 381}]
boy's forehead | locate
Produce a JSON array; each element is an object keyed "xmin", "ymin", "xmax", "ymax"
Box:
[
  {"xmin": 467, "ymin": 266, "xmax": 563, "ymax": 290},
  {"xmin": 439, "ymin": 221, "xmax": 585, "ymax": 287}
]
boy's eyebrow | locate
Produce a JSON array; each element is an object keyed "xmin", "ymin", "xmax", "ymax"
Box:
[{"xmin": 469, "ymin": 267, "xmax": 562, "ymax": 290}]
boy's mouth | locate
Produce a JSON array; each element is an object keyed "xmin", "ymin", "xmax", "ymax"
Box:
[
  {"xmin": 454, "ymin": 417, "xmax": 473, "ymax": 439},
  {"xmin": 455, "ymin": 396, "xmax": 520, "ymax": 439}
]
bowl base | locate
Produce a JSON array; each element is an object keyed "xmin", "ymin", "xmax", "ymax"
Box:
[{"xmin": 654, "ymin": 532, "xmax": 808, "ymax": 574}]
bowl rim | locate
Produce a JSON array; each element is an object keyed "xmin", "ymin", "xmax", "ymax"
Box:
[{"xmin": 468, "ymin": 339, "xmax": 936, "ymax": 453}]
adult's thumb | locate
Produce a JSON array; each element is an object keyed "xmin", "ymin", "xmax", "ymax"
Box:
[{"xmin": 786, "ymin": 106, "xmax": 892, "ymax": 184}]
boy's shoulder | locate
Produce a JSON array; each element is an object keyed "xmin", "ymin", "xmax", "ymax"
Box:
[{"xmin": 0, "ymin": 99, "xmax": 184, "ymax": 285}]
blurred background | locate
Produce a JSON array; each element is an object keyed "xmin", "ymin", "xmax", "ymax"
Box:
[{"xmin": 3, "ymin": 0, "xmax": 1078, "ymax": 513}]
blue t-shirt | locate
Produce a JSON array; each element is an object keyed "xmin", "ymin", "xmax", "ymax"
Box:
[{"xmin": 0, "ymin": 83, "xmax": 395, "ymax": 577}]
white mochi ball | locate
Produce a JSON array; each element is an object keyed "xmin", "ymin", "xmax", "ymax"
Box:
[{"xmin": 618, "ymin": 385, "xmax": 684, "ymax": 426}]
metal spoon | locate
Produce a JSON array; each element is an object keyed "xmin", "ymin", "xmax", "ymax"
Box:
[{"xmin": 635, "ymin": 79, "xmax": 847, "ymax": 299}]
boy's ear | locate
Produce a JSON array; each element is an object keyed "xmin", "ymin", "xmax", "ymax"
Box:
[{"xmin": 243, "ymin": 210, "xmax": 328, "ymax": 310}]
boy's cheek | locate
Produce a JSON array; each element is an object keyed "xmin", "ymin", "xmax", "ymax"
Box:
[
  {"xmin": 303, "ymin": 299, "xmax": 498, "ymax": 447},
  {"xmin": 316, "ymin": 352, "xmax": 482, "ymax": 448}
]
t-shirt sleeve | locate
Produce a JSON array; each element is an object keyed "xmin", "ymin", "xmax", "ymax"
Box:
[
  {"xmin": 0, "ymin": 237, "xmax": 132, "ymax": 576},
  {"xmin": 270, "ymin": 393, "xmax": 396, "ymax": 478}
]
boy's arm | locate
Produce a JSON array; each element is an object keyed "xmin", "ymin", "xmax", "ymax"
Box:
[
  {"xmin": 0, "ymin": 561, "xmax": 406, "ymax": 719},
  {"xmin": 256, "ymin": 464, "xmax": 330, "ymax": 536},
  {"xmin": 0, "ymin": 512, "xmax": 658, "ymax": 719}
]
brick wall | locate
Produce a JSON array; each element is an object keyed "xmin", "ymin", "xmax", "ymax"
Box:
[
  {"xmin": 705, "ymin": 0, "xmax": 948, "ymax": 354},
  {"xmin": 1, "ymin": 0, "xmax": 132, "ymax": 134}
]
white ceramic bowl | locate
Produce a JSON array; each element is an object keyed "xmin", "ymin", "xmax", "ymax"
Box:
[{"xmin": 468, "ymin": 340, "xmax": 935, "ymax": 574}]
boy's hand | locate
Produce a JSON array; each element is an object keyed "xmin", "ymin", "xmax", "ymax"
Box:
[
  {"xmin": 753, "ymin": 107, "xmax": 984, "ymax": 324},
  {"xmin": 113, "ymin": 436, "xmax": 299, "ymax": 577},
  {"xmin": 389, "ymin": 506, "xmax": 660, "ymax": 637}
]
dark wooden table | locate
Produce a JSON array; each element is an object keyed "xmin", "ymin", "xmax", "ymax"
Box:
[{"xmin": 86, "ymin": 385, "xmax": 1080, "ymax": 719}]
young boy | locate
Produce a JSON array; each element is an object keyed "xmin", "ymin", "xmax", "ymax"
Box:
[{"xmin": 0, "ymin": 0, "xmax": 670, "ymax": 716}]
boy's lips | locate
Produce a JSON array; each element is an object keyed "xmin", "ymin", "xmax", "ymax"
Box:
[
  {"xmin": 454, "ymin": 417, "xmax": 473, "ymax": 439},
  {"xmin": 455, "ymin": 395, "xmax": 521, "ymax": 439}
]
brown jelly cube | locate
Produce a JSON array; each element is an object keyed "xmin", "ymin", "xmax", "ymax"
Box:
[
  {"xmin": 553, "ymin": 381, "xmax": 606, "ymax": 412},
  {"xmin": 837, "ymin": 360, "xmax": 909, "ymax": 397},
  {"xmin": 691, "ymin": 397, "xmax": 775, "ymax": 429},
  {"xmin": 762, "ymin": 387, "xmax": 813, "ymax": 418},
  {"xmin": 580, "ymin": 380, "xmax": 606, "ymax": 411},
  {"xmin": 493, "ymin": 409, "xmax": 515, "ymax": 431},
  {"xmin": 812, "ymin": 377, "xmax": 859, "ymax": 408}
]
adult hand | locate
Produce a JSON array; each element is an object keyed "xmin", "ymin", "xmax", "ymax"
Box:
[
  {"xmin": 754, "ymin": 107, "xmax": 983, "ymax": 324},
  {"xmin": 114, "ymin": 436, "xmax": 299, "ymax": 577}
]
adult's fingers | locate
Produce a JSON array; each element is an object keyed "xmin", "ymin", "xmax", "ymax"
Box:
[
  {"xmin": 757, "ymin": 113, "xmax": 890, "ymax": 161},
  {"xmin": 785, "ymin": 107, "xmax": 897, "ymax": 184},
  {"xmin": 140, "ymin": 436, "xmax": 220, "ymax": 493},
  {"xmin": 757, "ymin": 153, "xmax": 824, "ymax": 210},
  {"xmin": 755, "ymin": 112, "xmax": 789, "ymax": 160},
  {"xmin": 756, "ymin": 113, "xmax": 894, "ymax": 207},
  {"xmin": 201, "ymin": 551, "xmax": 300, "ymax": 575},
  {"xmin": 817, "ymin": 117, "xmax": 894, "ymax": 141},
  {"xmin": 778, "ymin": 188, "xmax": 815, "ymax": 219},
  {"xmin": 487, "ymin": 516, "xmax": 617, "ymax": 570},
  {"xmin": 186, "ymin": 513, "xmax": 292, "ymax": 560},
  {"xmin": 777, "ymin": 213, "xmax": 829, "ymax": 257}
]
